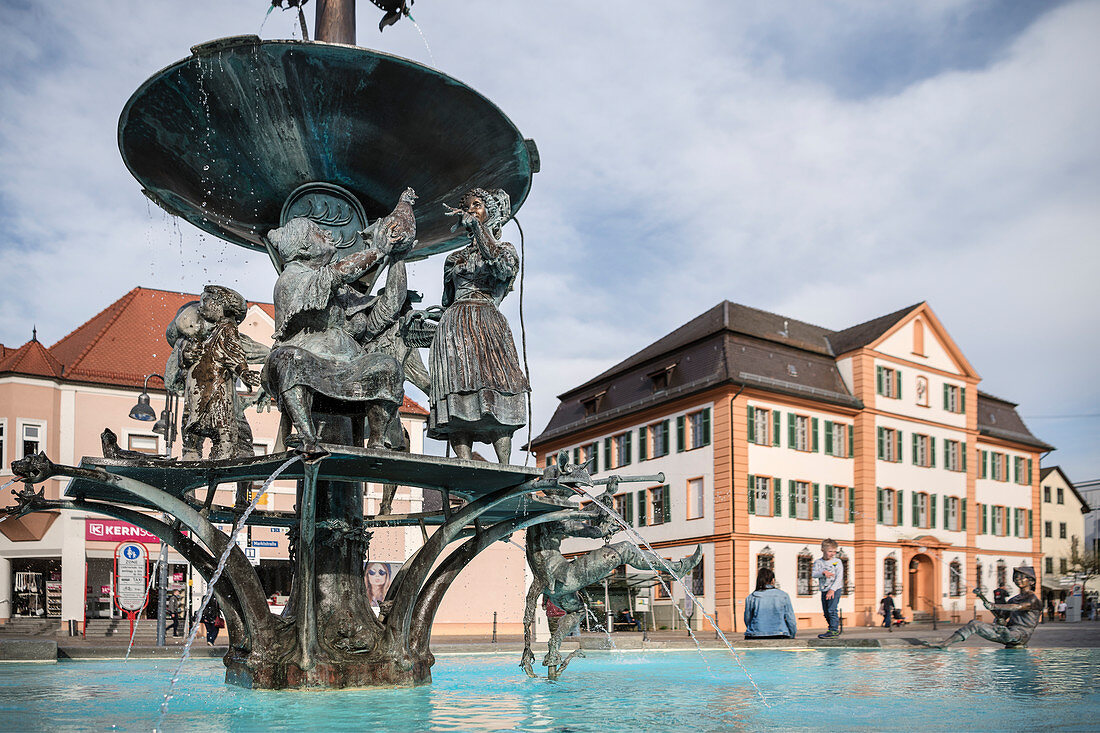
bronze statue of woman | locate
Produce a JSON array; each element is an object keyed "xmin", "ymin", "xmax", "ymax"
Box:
[{"xmin": 428, "ymin": 188, "xmax": 529, "ymax": 462}]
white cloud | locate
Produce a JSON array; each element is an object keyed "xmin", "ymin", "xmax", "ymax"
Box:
[{"xmin": 0, "ymin": 1, "xmax": 1096, "ymax": 474}]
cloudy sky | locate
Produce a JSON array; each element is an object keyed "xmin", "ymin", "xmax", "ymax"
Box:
[{"xmin": 1, "ymin": 1, "xmax": 1097, "ymax": 478}]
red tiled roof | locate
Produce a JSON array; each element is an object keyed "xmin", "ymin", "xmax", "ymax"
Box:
[
  {"xmin": 0, "ymin": 338, "xmax": 65, "ymax": 378},
  {"xmin": 15, "ymin": 287, "xmax": 433, "ymax": 417},
  {"xmin": 401, "ymin": 395, "xmax": 429, "ymax": 416}
]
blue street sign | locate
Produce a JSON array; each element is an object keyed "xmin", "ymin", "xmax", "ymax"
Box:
[
  {"xmin": 123, "ymin": 545, "xmax": 140, "ymax": 560},
  {"xmin": 251, "ymin": 540, "xmax": 279, "ymax": 547}
]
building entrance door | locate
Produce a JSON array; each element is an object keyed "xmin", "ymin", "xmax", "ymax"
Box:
[{"xmin": 908, "ymin": 554, "xmax": 934, "ymax": 611}]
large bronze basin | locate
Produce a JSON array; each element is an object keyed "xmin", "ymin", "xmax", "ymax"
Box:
[{"xmin": 119, "ymin": 36, "xmax": 537, "ymax": 261}]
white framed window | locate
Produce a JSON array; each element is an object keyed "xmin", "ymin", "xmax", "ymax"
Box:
[
  {"xmin": 877, "ymin": 427, "xmax": 902, "ymax": 462},
  {"xmin": 752, "ymin": 475, "xmax": 773, "ymax": 517},
  {"xmin": 945, "ymin": 439, "xmax": 964, "ymax": 472},
  {"xmin": 639, "ymin": 420, "xmax": 670, "ymax": 460},
  {"xmin": 612, "ymin": 494, "xmax": 633, "ymax": 525},
  {"xmin": 752, "ymin": 408, "xmax": 770, "ymax": 446},
  {"xmin": 797, "ymin": 552, "xmax": 813, "ymax": 596},
  {"xmin": 648, "ymin": 485, "xmax": 669, "ymax": 525},
  {"xmin": 825, "ymin": 421, "xmax": 850, "ymax": 458},
  {"xmin": 946, "ymin": 497, "xmax": 960, "ymax": 531},
  {"xmin": 610, "ymin": 432, "xmax": 631, "ymax": 469},
  {"xmin": 949, "ymin": 560, "xmax": 963, "ymax": 597},
  {"xmin": 683, "ymin": 408, "xmax": 711, "ymax": 450},
  {"xmin": 991, "ymin": 506, "xmax": 1004, "ymax": 536},
  {"xmin": 126, "ymin": 434, "xmax": 159, "ymax": 455},
  {"xmin": 880, "ymin": 488, "xmax": 897, "ymax": 526},
  {"xmin": 916, "ymin": 493, "xmax": 929, "ymax": 528},
  {"xmin": 793, "ymin": 415, "xmax": 809, "ymax": 451},
  {"xmin": 913, "ymin": 433, "xmax": 933, "ymax": 468},
  {"xmin": 877, "ymin": 366, "xmax": 901, "ymax": 398},
  {"xmin": 794, "ymin": 480, "xmax": 810, "ymax": 520},
  {"xmin": 943, "ymin": 384, "xmax": 964, "ymax": 413},
  {"xmin": 883, "ymin": 557, "xmax": 898, "ymax": 596},
  {"xmin": 17, "ymin": 420, "xmax": 46, "ymax": 458},
  {"xmin": 830, "ymin": 486, "xmax": 845, "ymax": 522},
  {"xmin": 686, "ymin": 477, "xmax": 705, "ymax": 520}
]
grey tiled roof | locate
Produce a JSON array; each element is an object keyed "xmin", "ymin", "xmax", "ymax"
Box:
[{"xmin": 976, "ymin": 391, "xmax": 1053, "ymax": 451}]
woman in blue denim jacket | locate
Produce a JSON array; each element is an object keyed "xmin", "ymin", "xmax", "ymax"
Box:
[{"xmin": 744, "ymin": 568, "xmax": 797, "ymax": 639}]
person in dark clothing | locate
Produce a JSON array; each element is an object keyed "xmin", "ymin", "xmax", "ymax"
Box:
[
  {"xmin": 200, "ymin": 598, "xmax": 221, "ymax": 646},
  {"xmin": 166, "ymin": 591, "xmax": 181, "ymax": 637},
  {"xmin": 880, "ymin": 594, "xmax": 895, "ymax": 630},
  {"xmin": 616, "ymin": 608, "xmax": 641, "ymax": 631}
]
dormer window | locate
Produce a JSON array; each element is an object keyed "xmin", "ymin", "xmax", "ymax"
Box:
[
  {"xmin": 647, "ymin": 364, "xmax": 677, "ymax": 392},
  {"xmin": 582, "ymin": 391, "xmax": 606, "ymax": 417}
]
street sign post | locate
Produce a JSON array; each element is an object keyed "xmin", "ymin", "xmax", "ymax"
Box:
[{"xmin": 114, "ymin": 542, "xmax": 149, "ymax": 640}]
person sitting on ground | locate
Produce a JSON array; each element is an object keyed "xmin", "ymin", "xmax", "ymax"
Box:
[
  {"xmin": 925, "ymin": 566, "xmax": 1042, "ymax": 649},
  {"xmin": 812, "ymin": 539, "xmax": 844, "ymax": 639},
  {"xmin": 616, "ymin": 608, "xmax": 641, "ymax": 631},
  {"xmin": 743, "ymin": 568, "xmax": 796, "ymax": 639}
]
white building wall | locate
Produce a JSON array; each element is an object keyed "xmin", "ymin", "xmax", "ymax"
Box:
[
  {"xmin": 876, "ymin": 319, "xmax": 961, "ymax": 375},
  {"xmin": 872, "ymin": 358, "xmax": 967, "ymax": 430}
]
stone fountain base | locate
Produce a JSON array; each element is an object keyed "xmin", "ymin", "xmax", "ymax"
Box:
[{"xmin": 224, "ymin": 655, "xmax": 433, "ymax": 690}]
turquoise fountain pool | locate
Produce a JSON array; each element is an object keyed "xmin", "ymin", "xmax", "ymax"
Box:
[{"xmin": 1, "ymin": 649, "xmax": 1097, "ymax": 731}]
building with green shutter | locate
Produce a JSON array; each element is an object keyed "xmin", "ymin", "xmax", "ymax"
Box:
[{"xmin": 531, "ymin": 300, "xmax": 1050, "ymax": 630}]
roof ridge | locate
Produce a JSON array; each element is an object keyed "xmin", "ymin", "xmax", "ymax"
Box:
[
  {"xmin": 727, "ymin": 300, "xmax": 836, "ymax": 334},
  {"xmin": 0, "ymin": 339, "xmax": 65, "ymax": 377}
]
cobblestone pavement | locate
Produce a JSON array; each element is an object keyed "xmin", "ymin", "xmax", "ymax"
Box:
[{"xmin": 6, "ymin": 619, "xmax": 1090, "ymax": 658}]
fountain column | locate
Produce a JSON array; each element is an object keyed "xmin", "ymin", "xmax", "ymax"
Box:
[
  {"xmin": 0, "ymin": 556, "xmax": 10, "ymax": 623},
  {"xmin": 315, "ymin": 0, "xmax": 355, "ymax": 45}
]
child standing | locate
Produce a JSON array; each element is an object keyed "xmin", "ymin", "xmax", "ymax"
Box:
[{"xmin": 812, "ymin": 539, "xmax": 844, "ymax": 638}]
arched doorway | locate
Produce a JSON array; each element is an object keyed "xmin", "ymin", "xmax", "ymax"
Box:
[{"xmin": 909, "ymin": 554, "xmax": 934, "ymax": 611}]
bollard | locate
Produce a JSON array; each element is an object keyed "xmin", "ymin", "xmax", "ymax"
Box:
[{"xmin": 492, "ymin": 611, "xmax": 497, "ymax": 643}]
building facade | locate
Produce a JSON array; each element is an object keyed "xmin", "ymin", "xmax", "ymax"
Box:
[
  {"xmin": 1037, "ymin": 466, "xmax": 1089, "ymax": 604},
  {"xmin": 0, "ymin": 287, "xmax": 525, "ymax": 635},
  {"xmin": 531, "ymin": 301, "xmax": 1049, "ymax": 630}
]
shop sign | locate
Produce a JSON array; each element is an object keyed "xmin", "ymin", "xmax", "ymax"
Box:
[
  {"xmin": 114, "ymin": 542, "xmax": 149, "ymax": 613},
  {"xmin": 86, "ymin": 518, "xmax": 159, "ymax": 544}
]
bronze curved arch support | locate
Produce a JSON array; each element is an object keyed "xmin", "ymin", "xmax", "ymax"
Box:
[
  {"xmin": 68, "ymin": 499, "xmax": 254, "ymax": 647},
  {"xmin": 384, "ymin": 478, "xmax": 547, "ymax": 637},
  {"xmin": 45, "ymin": 464, "xmax": 275, "ymax": 641},
  {"xmin": 409, "ymin": 508, "xmax": 579, "ymax": 655}
]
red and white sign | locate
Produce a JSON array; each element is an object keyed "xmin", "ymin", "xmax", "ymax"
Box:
[{"xmin": 86, "ymin": 518, "xmax": 160, "ymax": 544}]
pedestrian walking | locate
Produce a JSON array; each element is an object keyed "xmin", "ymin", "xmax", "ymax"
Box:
[
  {"xmin": 166, "ymin": 591, "xmax": 181, "ymax": 637},
  {"xmin": 201, "ymin": 598, "xmax": 221, "ymax": 645},
  {"xmin": 880, "ymin": 593, "xmax": 895, "ymax": 631}
]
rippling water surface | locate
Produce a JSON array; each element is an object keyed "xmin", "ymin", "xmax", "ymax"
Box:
[{"xmin": 0, "ymin": 648, "xmax": 1097, "ymax": 731}]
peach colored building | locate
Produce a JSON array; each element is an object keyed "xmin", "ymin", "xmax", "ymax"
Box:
[
  {"xmin": 531, "ymin": 301, "xmax": 1050, "ymax": 631},
  {"xmin": 0, "ymin": 286, "xmax": 525, "ymax": 636}
]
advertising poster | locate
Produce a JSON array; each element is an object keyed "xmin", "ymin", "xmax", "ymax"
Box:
[{"xmin": 365, "ymin": 561, "xmax": 402, "ymax": 609}]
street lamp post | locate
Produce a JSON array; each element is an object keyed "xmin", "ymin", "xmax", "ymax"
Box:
[{"xmin": 129, "ymin": 373, "xmax": 177, "ymax": 647}]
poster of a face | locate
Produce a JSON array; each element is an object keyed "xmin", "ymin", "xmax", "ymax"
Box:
[{"xmin": 365, "ymin": 561, "xmax": 401, "ymax": 607}]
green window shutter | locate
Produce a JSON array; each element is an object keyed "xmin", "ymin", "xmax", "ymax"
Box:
[
  {"xmin": 896, "ymin": 371, "xmax": 902, "ymax": 396},
  {"xmin": 912, "ymin": 433, "xmax": 918, "ymax": 465},
  {"xmin": 661, "ymin": 420, "xmax": 670, "ymax": 456},
  {"xmin": 848, "ymin": 487, "xmax": 856, "ymax": 523},
  {"xmin": 1027, "ymin": 458, "xmax": 1032, "ymax": 484},
  {"xmin": 943, "ymin": 440, "xmax": 949, "ymax": 469},
  {"xmin": 623, "ymin": 431, "xmax": 632, "ymax": 465},
  {"xmin": 896, "ymin": 490, "xmax": 903, "ymax": 524},
  {"xmin": 876, "ymin": 366, "xmax": 884, "ymax": 395},
  {"xmin": 702, "ymin": 408, "xmax": 711, "ymax": 446},
  {"xmin": 788, "ymin": 480, "xmax": 796, "ymax": 517},
  {"xmin": 981, "ymin": 450, "xmax": 988, "ymax": 478},
  {"xmin": 603, "ymin": 438, "xmax": 611, "ymax": 471},
  {"xmin": 772, "ymin": 411, "xmax": 781, "ymax": 446},
  {"xmin": 788, "ymin": 413, "xmax": 796, "ymax": 448},
  {"xmin": 572, "ymin": 448, "xmax": 580, "ymax": 466},
  {"xmin": 747, "ymin": 474, "xmax": 755, "ymax": 514},
  {"xmin": 943, "ymin": 383, "xmax": 948, "ymax": 409},
  {"xmin": 625, "ymin": 494, "xmax": 633, "ymax": 525},
  {"xmin": 962, "ymin": 442, "xmax": 967, "ymax": 471},
  {"xmin": 848, "ymin": 426, "xmax": 854, "ymax": 459},
  {"xmin": 638, "ymin": 428, "xmax": 647, "ymax": 461},
  {"xmin": 1027, "ymin": 509, "xmax": 1033, "ymax": 537},
  {"xmin": 676, "ymin": 415, "xmax": 685, "ymax": 453},
  {"xmin": 637, "ymin": 492, "xmax": 647, "ymax": 526},
  {"xmin": 877, "ymin": 427, "xmax": 884, "ymax": 459},
  {"xmin": 826, "ymin": 486, "xmax": 834, "ymax": 521},
  {"xmin": 960, "ymin": 387, "xmax": 966, "ymax": 413},
  {"xmin": 930, "ymin": 437, "xmax": 936, "ymax": 468},
  {"xmin": 877, "ymin": 487, "xmax": 883, "ymax": 523},
  {"xmin": 747, "ymin": 406, "xmax": 755, "ymax": 443},
  {"xmin": 662, "ymin": 486, "xmax": 671, "ymax": 523},
  {"xmin": 930, "ymin": 494, "xmax": 937, "ymax": 529},
  {"xmin": 912, "ymin": 492, "xmax": 919, "ymax": 527},
  {"xmin": 943, "ymin": 496, "xmax": 949, "ymax": 528},
  {"xmin": 812, "ymin": 418, "xmax": 820, "ymax": 452},
  {"xmin": 824, "ymin": 421, "xmax": 833, "ymax": 455},
  {"xmin": 773, "ymin": 477, "xmax": 782, "ymax": 517},
  {"xmin": 896, "ymin": 431, "xmax": 903, "ymax": 462},
  {"xmin": 1011, "ymin": 457, "xmax": 1016, "ymax": 483},
  {"xmin": 982, "ymin": 504, "xmax": 988, "ymax": 534},
  {"xmin": 962, "ymin": 499, "xmax": 967, "ymax": 531},
  {"xmin": 813, "ymin": 483, "xmax": 820, "ymax": 520}
]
